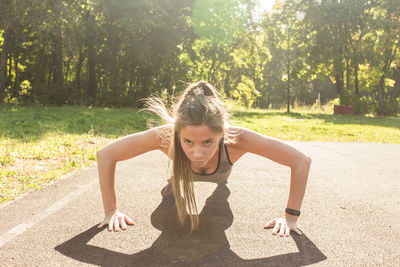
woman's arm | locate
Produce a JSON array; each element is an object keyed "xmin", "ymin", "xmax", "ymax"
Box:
[
  {"xmin": 96, "ymin": 125, "xmax": 169, "ymax": 215},
  {"xmin": 234, "ymin": 127, "xmax": 312, "ymax": 219}
]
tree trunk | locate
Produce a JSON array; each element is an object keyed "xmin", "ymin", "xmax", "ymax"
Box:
[
  {"xmin": 354, "ymin": 64, "xmax": 359, "ymax": 97},
  {"xmin": 377, "ymin": 75, "xmax": 384, "ymax": 115},
  {"xmin": 47, "ymin": 63, "xmax": 52, "ymax": 93},
  {"xmin": 345, "ymin": 56, "xmax": 350, "ymax": 90},
  {"xmin": 110, "ymin": 39, "xmax": 120, "ymax": 91},
  {"xmin": 335, "ymin": 72, "xmax": 344, "ymax": 96},
  {"xmin": 5, "ymin": 52, "xmax": 13, "ymax": 97},
  {"xmin": 223, "ymin": 70, "xmax": 230, "ymax": 97},
  {"xmin": 128, "ymin": 63, "xmax": 135, "ymax": 93},
  {"xmin": 51, "ymin": 27, "xmax": 64, "ymax": 105},
  {"xmin": 377, "ymin": 42, "xmax": 399, "ymax": 115},
  {"xmin": 87, "ymin": 39, "xmax": 96, "ymax": 103},
  {"xmin": 392, "ymin": 67, "xmax": 400, "ymax": 99},
  {"xmin": 13, "ymin": 49, "xmax": 21, "ymax": 97},
  {"xmin": 7, "ymin": 51, "xmax": 12, "ymax": 78},
  {"xmin": 64, "ymin": 57, "xmax": 72, "ymax": 85},
  {"xmin": 208, "ymin": 54, "xmax": 216, "ymax": 84},
  {"xmin": 0, "ymin": 28, "xmax": 12, "ymax": 101},
  {"xmin": 76, "ymin": 48, "xmax": 85, "ymax": 90}
]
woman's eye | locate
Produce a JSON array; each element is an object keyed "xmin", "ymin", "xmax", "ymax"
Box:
[
  {"xmin": 184, "ymin": 140, "xmax": 191, "ymax": 144},
  {"xmin": 205, "ymin": 141, "xmax": 212, "ymax": 145}
]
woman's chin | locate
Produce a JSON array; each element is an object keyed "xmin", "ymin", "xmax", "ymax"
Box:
[{"xmin": 192, "ymin": 161, "xmax": 206, "ymax": 167}]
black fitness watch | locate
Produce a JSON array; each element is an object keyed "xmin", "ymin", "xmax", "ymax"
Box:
[{"xmin": 285, "ymin": 207, "xmax": 301, "ymax": 216}]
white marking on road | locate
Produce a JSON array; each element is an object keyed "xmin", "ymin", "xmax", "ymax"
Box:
[{"xmin": 0, "ymin": 180, "xmax": 96, "ymax": 248}]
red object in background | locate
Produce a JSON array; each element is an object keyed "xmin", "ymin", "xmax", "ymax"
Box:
[{"xmin": 334, "ymin": 105, "xmax": 354, "ymax": 115}]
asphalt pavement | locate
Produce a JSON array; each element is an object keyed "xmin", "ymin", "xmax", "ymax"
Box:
[{"xmin": 0, "ymin": 141, "xmax": 399, "ymax": 266}]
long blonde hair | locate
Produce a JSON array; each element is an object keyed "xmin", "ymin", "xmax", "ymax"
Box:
[{"xmin": 140, "ymin": 81, "xmax": 237, "ymax": 234}]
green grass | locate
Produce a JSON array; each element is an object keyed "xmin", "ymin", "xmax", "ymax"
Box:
[
  {"xmin": 0, "ymin": 105, "xmax": 149, "ymax": 205},
  {"xmin": 230, "ymin": 107, "xmax": 400, "ymax": 143},
  {"xmin": 1, "ymin": 105, "xmax": 399, "ymax": 205}
]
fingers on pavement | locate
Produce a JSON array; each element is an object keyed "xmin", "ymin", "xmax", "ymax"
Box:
[
  {"xmin": 125, "ymin": 216, "xmax": 135, "ymax": 225},
  {"xmin": 108, "ymin": 217, "xmax": 114, "ymax": 231},
  {"xmin": 119, "ymin": 217, "xmax": 127, "ymax": 230},
  {"xmin": 97, "ymin": 222, "xmax": 105, "ymax": 229},
  {"xmin": 263, "ymin": 219, "xmax": 276, "ymax": 229},
  {"xmin": 279, "ymin": 224, "xmax": 286, "ymax": 236},
  {"xmin": 284, "ymin": 225, "xmax": 290, "ymax": 237},
  {"xmin": 272, "ymin": 222, "xmax": 280, "ymax": 235},
  {"xmin": 113, "ymin": 217, "xmax": 121, "ymax": 231}
]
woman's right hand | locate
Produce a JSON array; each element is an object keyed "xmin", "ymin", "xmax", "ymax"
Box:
[{"xmin": 97, "ymin": 210, "xmax": 135, "ymax": 232}]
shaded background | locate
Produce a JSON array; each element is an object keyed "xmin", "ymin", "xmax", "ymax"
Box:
[{"xmin": 0, "ymin": 0, "xmax": 399, "ymax": 115}]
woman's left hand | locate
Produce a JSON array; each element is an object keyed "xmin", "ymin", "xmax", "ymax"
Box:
[{"xmin": 263, "ymin": 216, "xmax": 302, "ymax": 237}]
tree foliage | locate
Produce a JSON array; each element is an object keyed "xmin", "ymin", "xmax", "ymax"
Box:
[{"xmin": 0, "ymin": 0, "xmax": 399, "ymax": 115}]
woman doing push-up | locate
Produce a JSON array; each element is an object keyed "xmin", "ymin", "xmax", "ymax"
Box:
[{"xmin": 96, "ymin": 81, "xmax": 311, "ymax": 237}]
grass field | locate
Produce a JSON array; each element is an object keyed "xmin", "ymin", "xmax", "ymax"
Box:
[
  {"xmin": 1, "ymin": 105, "xmax": 400, "ymax": 205},
  {"xmin": 231, "ymin": 107, "xmax": 400, "ymax": 143}
]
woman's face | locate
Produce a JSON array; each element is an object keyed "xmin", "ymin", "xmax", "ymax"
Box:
[{"xmin": 179, "ymin": 124, "xmax": 223, "ymax": 168}]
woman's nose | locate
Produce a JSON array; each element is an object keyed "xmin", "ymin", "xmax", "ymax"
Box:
[{"xmin": 192, "ymin": 148, "xmax": 204, "ymax": 158}]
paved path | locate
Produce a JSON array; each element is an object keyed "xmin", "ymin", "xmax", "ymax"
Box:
[{"xmin": 0, "ymin": 142, "xmax": 399, "ymax": 266}]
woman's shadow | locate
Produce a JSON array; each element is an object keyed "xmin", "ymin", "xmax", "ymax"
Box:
[{"xmin": 55, "ymin": 180, "xmax": 326, "ymax": 266}]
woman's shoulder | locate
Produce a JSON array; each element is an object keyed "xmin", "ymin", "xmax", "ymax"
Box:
[
  {"xmin": 224, "ymin": 124, "xmax": 273, "ymax": 155},
  {"xmin": 152, "ymin": 124, "xmax": 174, "ymax": 133},
  {"xmin": 224, "ymin": 124, "xmax": 246, "ymax": 144},
  {"xmin": 149, "ymin": 124, "xmax": 173, "ymax": 158},
  {"xmin": 223, "ymin": 124, "xmax": 248, "ymax": 164},
  {"xmin": 153, "ymin": 124, "xmax": 173, "ymax": 139},
  {"xmin": 225, "ymin": 124, "xmax": 245, "ymax": 132}
]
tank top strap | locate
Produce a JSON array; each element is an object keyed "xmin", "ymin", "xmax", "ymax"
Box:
[{"xmin": 220, "ymin": 139, "xmax": 233, "ymax": 166}]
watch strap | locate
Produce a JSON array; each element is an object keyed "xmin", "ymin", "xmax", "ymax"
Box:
[{"xmin": 285, "ymin": 207, "xmax": 301, "ymax": 216}]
